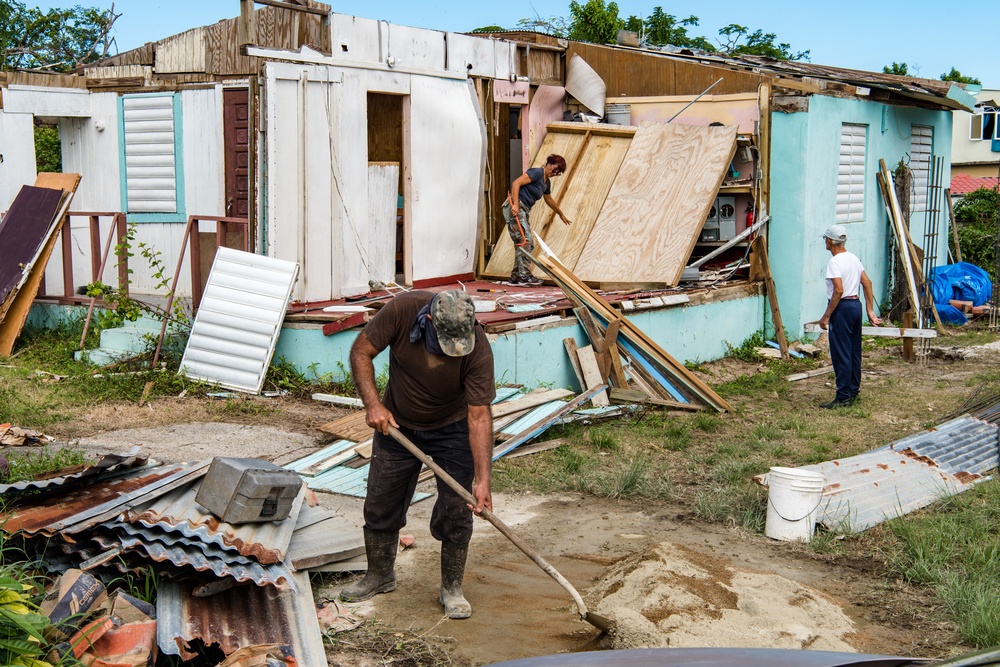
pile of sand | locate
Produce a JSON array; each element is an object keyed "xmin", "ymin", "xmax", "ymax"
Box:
[{"xmin": 591, "ymin": 542, "xmax": 857, "ymax": 652}]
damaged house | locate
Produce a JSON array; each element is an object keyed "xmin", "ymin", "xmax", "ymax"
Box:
[{"xmin": 0, "ymin": 3, "xmax": 975, "ymax": 389}]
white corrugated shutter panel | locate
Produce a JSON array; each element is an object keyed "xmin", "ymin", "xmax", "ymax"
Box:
[
  {"xmin": 179, "ymin": 248, "xmax": 300, "ymax": 393},
  {"xmin": 836, "ymin": 123, "xmax": 867, "ymax": 224},
  {"xmin": 910, "ymin": 125, "xmax": 933, "ymax": 212},
  {"xmin": 124, "ymin": 95, "xmax": 177, "ymax": 213}
]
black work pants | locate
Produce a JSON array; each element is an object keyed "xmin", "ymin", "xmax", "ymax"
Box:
[
  {"xmin": 363, "ymin": 419, "xmax": 475, "ymax": 545},
  {"xmin": 829, "ymin": 298, "xmax": 862, "ymax": 403}
]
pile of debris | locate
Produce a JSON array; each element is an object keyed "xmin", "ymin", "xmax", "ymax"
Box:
[{"xmin": 0, "ymin": 450, "xmax": 364, "ymax": 664}]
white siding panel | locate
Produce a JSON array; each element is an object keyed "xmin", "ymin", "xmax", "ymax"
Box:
[
  {"xmin": 181, "ymin": 87, "xmax": 225, "ymax": 217},
  {"xmin": 0, "ymin": 112, "xmax": 37, "ymax": 210},
  {"xmin": 910, "ymin": 125, "xmax": 932, "ymax": 212},
  {"xmin": 836, "ymin": 123, "xmax": 866, "ymax": 224},
  {"xmin": 368, "ymin": 163, "xmax": 399, "ymax": 285},
  {"xmin": 180, "ymin": 247, "xmax": 298, "ymax": 393},
  {"xmin": 3, "ymin": 86, "xmax": 91, "ymax": 117}
]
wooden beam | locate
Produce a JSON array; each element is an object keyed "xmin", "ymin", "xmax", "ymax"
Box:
[
  {"xmin": 784, "ymin": 366, "xmax": 833, "ymax": 382},
  {"xmin": 563, "ymin": 338, "xmax": 586, "ymax": 392},
  {"xmin": 753, "ymin": 236, "xmax": 789, "ymax": 360},
  {"xmin": 492, "ymin": 388, "xmax": 574, "ymax": 418},
  {"xmin": 576, "ymin": 345, "xmax": 610, "ymax": 406},
  {"xmin": 238, "ymin": 0, "xmax": 256, "ymax": 48},
  {"xmin": 604, "ymin": 316, "xmax": 629, "ymax": 389},
  {"xmin": 803, "ymin": 323, "xmax": 936, "ymax": 339},
  {"xmin": 945, "ymin": 188, "xmax": 962, "ymax": 263}
]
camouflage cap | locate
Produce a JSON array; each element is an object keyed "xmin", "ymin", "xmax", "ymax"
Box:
[{"xmin": 430, "ymin": 290, "xmax": 477, "ymax": 357}]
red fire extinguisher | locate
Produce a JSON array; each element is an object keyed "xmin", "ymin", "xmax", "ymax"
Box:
[{"xmin": 745, "ymin": 204, "xmax": 755, "ymax": 239}]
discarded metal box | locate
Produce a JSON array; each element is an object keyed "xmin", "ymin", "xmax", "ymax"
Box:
[{"xmin": 195, "ymin": 458, "xmax": 301, "ymax": 524}]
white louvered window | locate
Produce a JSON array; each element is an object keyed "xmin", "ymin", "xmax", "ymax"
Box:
[
  {"xmin": 123, "ymin": 95, "xmax": 178, "ymax": 214},
  {"xmin": 910, "ymin": 125, "xmax": 932, "ymax": 212},
  {"xmin": 836, "ymin": 123, "xmax": 866, "ymax": 224}
]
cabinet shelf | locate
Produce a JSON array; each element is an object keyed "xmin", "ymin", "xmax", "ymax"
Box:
[{"xmin": 718, "ymin": 184, "xmax": 753, "ymax": 194}]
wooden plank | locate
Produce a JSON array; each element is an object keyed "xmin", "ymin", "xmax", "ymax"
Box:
[
  {"xmin": 318, "ymin": 411, "xmax": 374, "ymax": 442},
  {"xmin": 785, "ymin": 366, "xmax": 834, "ymax": 382},
  {"xmin": 368, "ymin": 162, "xmax": 399, "ymax": 285},
  {"xmin": 803, "ymin": 323, "xmax": 936, "ymax": 339},
  {"xmin": 575, "ymin": 122, "xmax": 738, "ymax": 285},
  {"xmin": 876, "ymin": 163, "xmax": 923, "ymax": 328},
  {"xmin": 321, "ymin": 312, "xmax": 369, "ymax": 336},
  {"xmin": 300, "ymin": 449, "xmax": 358, "ymax": 476},
  {"xmin": 33, "ymin": 172, "xmax": 82, "ymax": 194},
  {"xmin": 604, "ymin": 317, "xmax": 629, "ymax": 389},
  {"xmin": 574, "ymin": 307, "xmax": 609, "ymax": 379},
  {"xmin": 609, "ymin": 388, "xmax": 650, "ymax": 403},
  {"xmin": 902, "ymin": 310, "xmax": 915, "ymax": 363},
  {"xmin": 493, "ymin": 385, "xmax": 606, "ymax": 459},
  {"xmin": 563, "ymin": 338, "xmax": 586, "ymax": 393},
  {"xmin": 483, "ymin": 127, "xmax": 633, "ymax": 278},
  {"xmin": 503, "ymin": 438, "xmax": 568, "ymax": 460},
  {"xmin": 753, "ymin": 237, "xmax": 789, "ymax": 360},
  {"xmin": 492, "ymin": 388, "xmax": 574, "ymax": 418},
  {"xmin": 576, "ymin": 345, "xmax": 609, "ymax": 406},
  {"xmin": 353, "ymin": 439, "xmax": 373, "ymax": 459},
  {"xmin": 945, "ymin": 188, "xmax": 962, "ymax": 262}
]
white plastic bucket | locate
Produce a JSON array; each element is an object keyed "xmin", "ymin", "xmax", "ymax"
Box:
[
  {"xmin": 764, "ymin": 466, "xmax": 825, "ymax": 542},
  {"xmin": 606, "ymin": 103, "xmax": 631, "ymax": 125}
]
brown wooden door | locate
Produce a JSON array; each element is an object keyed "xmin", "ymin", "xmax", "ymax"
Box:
[{"xmin": 223, "ymin": 88, "xmax": 250, "ymax": 219}]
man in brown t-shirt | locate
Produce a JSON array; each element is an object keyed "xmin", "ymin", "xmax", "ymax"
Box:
[{"xmin": 340, "ymin": 289, "xmax": 495, "ymax": 619}]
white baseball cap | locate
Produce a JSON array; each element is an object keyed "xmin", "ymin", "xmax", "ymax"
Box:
[{"xmin": 821, "ymin": 225, "xmax": 847, "ymax": 242}]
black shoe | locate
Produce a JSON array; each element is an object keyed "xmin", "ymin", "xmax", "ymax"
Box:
[
  {"xmin": 848, "ymin": 393, "xmax": 860, "ymax": 405},
  {"xmin": 819, "ymin": 399, "xmax": 852, "ymax": 409},
  {"xmin": 505, "ymin": 277, "xmax": 523, "ymax": 286},
  {"xmin": 521, "ymin": 276, "xmax": 543, "ymax": 286}
]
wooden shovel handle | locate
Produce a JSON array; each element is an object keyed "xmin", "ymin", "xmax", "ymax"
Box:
[{"xmin": 386, "ymin": 426, "xmax": 591, "ymax": 618}]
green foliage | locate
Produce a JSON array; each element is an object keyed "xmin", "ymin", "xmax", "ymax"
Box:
[
  {"xmin": 515, "ymin": 14, "xmax": 570, "ymax": 37},
  {"xmin": 470, "ymin": 25, "xmax": 504, "ymax": 33},
  {"xmin": 630, "ymin": 6, "xmax": 714, "ymax": 50},
  {"xmin": 952, "ymin": 188, "xmax": 1000, "ymax": 281},
  {"xmin": 33, "ymin": 126, "xmax": 60, "ymax": 174},
  {"xmin": 568, "ymin": 0, "xmax": 624, "ymax": 44},
  {"xmin": 883, "ymin": 61, "xmax": 912, "ymax": 76},
  {"xmin": 4, "ymin": 448, "xmax": 90, "ymax": 484},
  {"xmin": 717, "ymin": 24, "xmax": 808, "ymax": 60},
  {"xmin": 723, "ymin": 329, "xmax": 767, "ymax": 362},
  {"xmin": 0, "ymin": 575, "xmax": 54, "ymax": 666},
  {"xmin": 940, "ymin": 67, "xmax": 980, "ymax": 85},
  {"xmin": 0, "ymin": 0, "xmax": 117, "ymax": 72}
]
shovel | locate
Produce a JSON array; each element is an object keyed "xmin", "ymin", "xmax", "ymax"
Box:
[{"xmin": 387, "ymin": 426, "xmax": 614, "ymax": 634}]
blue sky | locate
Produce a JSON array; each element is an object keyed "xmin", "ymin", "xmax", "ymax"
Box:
[{"xmin": 33, "ymin": 1, "xmax": 999, "ymax": 88}]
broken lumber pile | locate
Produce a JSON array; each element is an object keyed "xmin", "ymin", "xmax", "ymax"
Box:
[{"xmin": 522, "ymin": 243, "xmax": 730, "ymax": 412}]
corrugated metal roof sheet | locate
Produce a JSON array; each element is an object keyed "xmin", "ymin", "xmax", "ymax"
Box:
[
  {"xmin": 0, "ymin": 448, "xmax": 149, "ymax": 494},
  {"xmin": 125, "ymin": 479, "xmax": 305, "ymax": 565},
  {"xmin": 283, "ymin": 439, "xmax": 356, "ymax": 474},
  {"xmin": 0, "ymin": 461, "xmax": 208, "ymax": 535},
  {"xmin": 889, "ymin": 414, "xmax": 999, "ymax": 478},
  {"xmin": 157, "ymin": 572, "xmax": 325, "ymax": 664},
  {"xmin": 91, "ymin": 532, "xmax": 297, "ymax": 590}
]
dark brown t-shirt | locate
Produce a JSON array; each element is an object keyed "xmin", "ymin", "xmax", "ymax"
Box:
[{"xmin": 363, "ymin": 291, "xmax": 496, "ymax": 431}]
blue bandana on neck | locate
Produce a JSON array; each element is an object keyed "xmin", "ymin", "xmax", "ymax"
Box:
[{"xmin": 409, "ymin": 303, "xmax": 444, "ymax": 355}]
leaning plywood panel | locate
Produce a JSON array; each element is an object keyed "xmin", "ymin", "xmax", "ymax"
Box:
[
  {"xmin": 483, "ymin": 122, "xmax": 634, "ymax": 279},
  {"xmin": 179, "ymin": 248, "xmax": 299, "ymax": 393},
  {"xmin": 575, "ymin": 122, "xmax": 738, "ymax": 285},
  {"xmin": 368, "ymin": 162, "xmax": 400, "ymax": 286},
  {"xmin": 0, "ymin": 186, "xmax": 66, "ymax": 306}
]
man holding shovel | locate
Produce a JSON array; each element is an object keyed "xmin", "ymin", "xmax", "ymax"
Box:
[{"xmin": 342, "ymin": 289, "xmax": 495, "ymax": 619}]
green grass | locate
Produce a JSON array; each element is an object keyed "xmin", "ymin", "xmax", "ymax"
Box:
[
  {"xmin": 882, "ymin": 480, "xmax": 1000, "ymax": 646},
  {"xmin": 3, "ymin": 448, "xmax": 92, "ymax": 484}
]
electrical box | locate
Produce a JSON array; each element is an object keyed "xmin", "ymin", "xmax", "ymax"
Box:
[
  {"xmin": 717, "ymin": 196, "xmax": 736, "ymax": 241},
  {"xmin": 195, "ymin": 458, "xmax": 302, "ymax": 524},
  {"xmin": 700, "ymin": 201, "xmax": 720, "ymax": 243}
]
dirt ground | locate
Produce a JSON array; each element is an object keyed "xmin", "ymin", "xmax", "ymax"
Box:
[{"xmin": 42, "ymin": 353, "xmax": 978, "ymax": 667}]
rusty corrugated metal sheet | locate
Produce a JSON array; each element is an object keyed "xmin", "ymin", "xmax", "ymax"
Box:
[
  {"xmin": 0, "ymin": 448, "xmax": 148, "ymax": 495},
  {"xmin": 0, "ymin": 462, "xmax": 208, "ymax": 535},
  {"xmin": 125, "ymin": 479, "xmax": 305, "ymax": 564},
  {"xmin": 157, "ymin": 572, "xmax": 325, "ymax": 664},
  {"xmin": 889, "ymin": 414, "xmax": 999, "ymax": 478}
]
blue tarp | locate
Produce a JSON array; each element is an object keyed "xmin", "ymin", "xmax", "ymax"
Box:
[{"xmin": 930, "ymin": 262, "xmax": 992, "ymax": 307}]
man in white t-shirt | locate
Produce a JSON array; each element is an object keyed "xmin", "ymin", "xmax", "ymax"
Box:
[{"xmin": 813, "ymin": 225, "xmax": 882, "ymax": 409}]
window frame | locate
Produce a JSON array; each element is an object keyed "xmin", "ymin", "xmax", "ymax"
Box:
[
  {"xmin": 970, "ymin": 108, "xmax": 999, "ymax": 142},
  {"xmin": 117, "ymin": 92, "xmax": 186, "ymax": 223},
  {"xmin": 836, "ymin": 122, "xmax": 867, "ymax": 225}
]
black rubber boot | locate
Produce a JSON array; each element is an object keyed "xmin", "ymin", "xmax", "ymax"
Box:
[
  {"xmin": 439, "ymin": 541, "xmax": 472, "ymax": 619},
  {"xmin": 339, "ymin": 528, "xmax": 398, "ymax": 602}
]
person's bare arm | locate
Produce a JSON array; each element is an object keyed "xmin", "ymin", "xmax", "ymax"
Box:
[
  {"xmin": 543, "ymin": 193, "xmax": 572, "ymax": 225},
  {"xmin": 349, "ymin": 332, "xmax": 398, "ymax": 435},
  {"xmin": 467, "ymin": 403, "xmax": 493, "ymax": 514},
  {"xmin": 860, "ymin": 271, "xmax": 882, "ymax": 326},
  {"xmin": 509, "ymin": 172, "xmax": 533, "ymax": 217},
  {"xmin": 818, "ymin": 277, "xmax": 844, "ymax": 330}
]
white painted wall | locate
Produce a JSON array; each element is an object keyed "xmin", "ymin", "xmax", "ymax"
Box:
[
  {"xmin": 263, "ymin": 60, "xmax": 484, "ymax": 302},
  {"xmin": 3, "ymin": 85, "xmax": 91, "ymax": 117},
  {"xmin": 0, "ymin": 111, "xmax": 36, "ymax": 210}
]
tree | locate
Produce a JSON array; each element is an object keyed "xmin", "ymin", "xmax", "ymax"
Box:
[
  {"xmin": 941, "ymin": 67, "xmax": 981, "ymax": 85},
  {"xmin": 515, "ymin": 15, "xmax": 570, "ymax": 37},
  {"xmin": 568, "ymin": 0, "xmax": 624, "ymax": 44},
  {"xmin": 883, "ymin": 62, "xmax": 912, "ymax": 76},
  {"xmin": 471, "ymin": 25, "xmax": 505, "ymax": 33},
  {"xmin": 0, "ymin": 0, "xmax": 118, "ymax": 72},
  {"xmin": 633, "ymin": 6, "xmax": 714, "ymax": 50},
  {"xmin": 952, "ymin": 187, "xmax": 1000, "ymax": 281},
  {"xmin": 718, "ymin": 24, "xmax": 808, "ymax": 60}
]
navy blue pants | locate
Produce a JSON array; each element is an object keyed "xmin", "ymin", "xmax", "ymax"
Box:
[
  {"xmin": 363, "ymin": 419, "xmax": 475, "ymax": 545},
  {"xmin": 828, "ymin": 298, "xmax": 862, "ymax": 403}
]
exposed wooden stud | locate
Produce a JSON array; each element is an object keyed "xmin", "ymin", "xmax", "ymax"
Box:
[
  {"xmin": 563, "ymin": 338, "xmax": 586, "ymax": 392},
  {"xmin": 576, "ymin": 345, "xmax": 610, "ymax": 406},
  {"xmin": 902, "ymin": 311, "xmax": 915, "ymax": 362},
  {"xmin": 752, "ymin": 236, "xmax": 789, "ymax": 360},
  {"xmin": 238, "ymin": 0, "xmax": 256, "ymax": 49},
  {"xmin": 945, "ymin": 188, "xmax": 962, "ymax": 262}
]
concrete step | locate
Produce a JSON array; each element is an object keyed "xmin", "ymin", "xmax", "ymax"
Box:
[{"xmin": 76, "ymin": 315, "xmax": 178, "ymax": 366}]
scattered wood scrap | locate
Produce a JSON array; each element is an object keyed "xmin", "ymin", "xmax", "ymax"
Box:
[
  {"xmin": 785, "ymin": 366, "xmax": 834, "ymax": 382},
  {"xmin": 803, "ymin": 323, "xmax": 936, "ymax": 339}
]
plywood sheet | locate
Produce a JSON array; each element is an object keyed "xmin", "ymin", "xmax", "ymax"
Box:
[
  {"xmin": 318, "ymin": 411, "xmax": 374, "ymax": 443},
  {"xmin": 575, "ymin": 122, "xmax": 737, "ymax": 285},
  {"xmin": 483, "ymin": 123, "xmax": 633, "ymax": 279},
  {"xmin": 33, "ymin": 172, "xmax": 82, "ymax": 194}
]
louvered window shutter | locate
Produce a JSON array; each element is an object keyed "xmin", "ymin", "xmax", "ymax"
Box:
[
  {"xmin": 910, "ymin": 125, "xmax": 932, "ymax": 213},
  {"xmin": 123, "ymin": 95, "xmax": 177, "ymax": 213},
  {"xmin": 836, "ymin": 123, "xmax": 866, "ymax": 224}
]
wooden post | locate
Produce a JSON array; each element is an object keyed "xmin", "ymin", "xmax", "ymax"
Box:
[
  {"xmin": 902, "ymin": 310, "xmax": 915, "ymax": 363},
  {"xmin": 238, "ymin": 0, "xmax": 256, "ymax": 51},
  {"xmin": 945, "ymin": 188, "xmax": 962, "ymax": 263},
  {"xmin": 753, "ymin": 236, "xmax": 789, "ymax": 360}
]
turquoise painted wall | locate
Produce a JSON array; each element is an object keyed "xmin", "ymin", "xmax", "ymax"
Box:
[
  {"xmin": 274, "ymin": 294, "xmax": 765, "ymax": 389},
  {"xmin": 769, "ymin": 95, "xmax": 953, "ymax": 336}
]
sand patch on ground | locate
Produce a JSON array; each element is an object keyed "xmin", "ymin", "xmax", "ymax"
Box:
[{"xmin": 593, "ymin": 542, "xmax": 856, "ymax": 652}]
